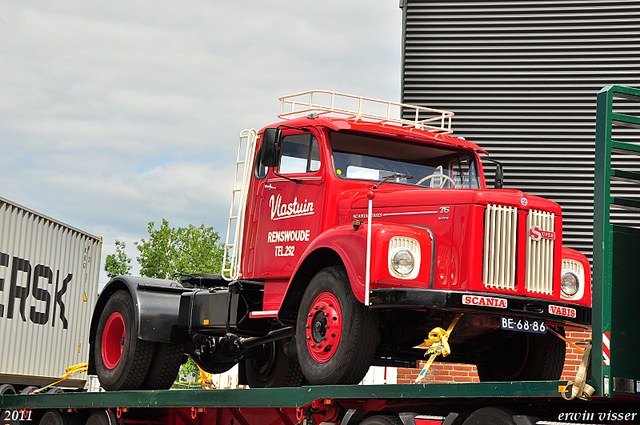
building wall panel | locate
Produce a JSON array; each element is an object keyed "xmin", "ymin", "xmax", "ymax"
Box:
[{"xmin": 402, "ymin": 0, "xmax": 640, "ymax": 259}]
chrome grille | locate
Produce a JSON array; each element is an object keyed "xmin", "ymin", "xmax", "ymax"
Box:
[
  {"xmin": 483, "ymin": 204, "xmax": 518, "ymax": 290},
  {"xmin": 562, "ymin": 259, "xmax": 583, "ymax": 277},
  {"xmin": 525, "ymin": 209, "xmax": 556, "ymax": 295}
]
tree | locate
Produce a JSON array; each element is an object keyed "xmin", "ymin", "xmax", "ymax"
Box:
[
  {"xmin": 135, "ymin": 219, "xmax": 225, "ymax": 279},
  {"xmin": 104, "ymin": 240, "xmax": 132, "ymax": 278},
  {"xmin": 104, "ymin": 219, "xmax": 225, "ymax": 280},
  {"xmin": 104, "ymin": 219, "xmax": 226, "ymax": 386}
]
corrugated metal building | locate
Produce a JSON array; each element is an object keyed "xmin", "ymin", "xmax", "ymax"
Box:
[{"xmin": 401, "ymin": 0, "xmax": 640, "ymax": 260}]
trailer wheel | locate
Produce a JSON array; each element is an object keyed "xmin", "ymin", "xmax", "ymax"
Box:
[
  {"xmin": 20, "ymin": 386, "xmax": 38, "ymax": 394},
  {"xmin": 95, "ymin": 290, "xmax": 154, "ymax": 390},
  {"xmin": 39, "ymin": 409, "xmax": 83, "ymax": 425},
  {"xmin": 296, "ymin": 266, "xmax": 378, "ymax": 385},
  {"xmin": 243, "ymin": 340, "xmax": 304, "ymax": 388},
  {"xmin": 360, "ymin": 415, "xmax": 402, "ymax": 425},
  {"xmin": 39, "ymin": 410, "xmax": 66, "ymax": 425},
  {"xmin": 85, "ymin": 410, "xmax": 118, "ymax": 425},
  {"xmin": 476, "ymin": 328, "xmax": 565, "ymax": 381},
  {"xmin": 462, "ymin": 407, "xmax": 517, "ymax": 425},
  {"xmin": 141, "ymin": 343, "xmax": 185, "ymax": 390},
  {"xmin": 0, "ymin": 384, "xmax": 16, "ymax": 395}
]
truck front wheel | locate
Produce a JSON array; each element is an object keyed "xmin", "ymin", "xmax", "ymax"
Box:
[
  {"xmin": 95, "ymin": 290, "xmax": 154, "ymax": 390},
  {"xmin": 295, "ymin": 266, "xmax": 378, "ymax": 385}
]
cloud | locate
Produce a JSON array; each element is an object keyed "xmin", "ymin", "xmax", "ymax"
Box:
[{"xmin": 0, "ymin": 0, "xmax": 402, "ymax": 285}]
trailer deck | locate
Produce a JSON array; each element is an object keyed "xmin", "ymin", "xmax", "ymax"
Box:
[
  {"xmin": 2, "ymin": 383, "xmax": 639, "ymax": 425},
  {"xmin": 0, "ymin": 382, "xmax": 565, "ymax": 410}
]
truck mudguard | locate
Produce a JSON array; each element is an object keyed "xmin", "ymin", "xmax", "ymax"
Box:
[
  {"xmin": 88, "ymin": 276, "xmax": 188, "ymax": 373},
  {"xmin": 278, "ymin": 222, "xmax": 434, "ymax": 322}
]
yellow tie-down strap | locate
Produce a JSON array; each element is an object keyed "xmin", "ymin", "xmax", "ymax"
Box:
[
  {"xmin": 414, "ymin": 313, "xmax": 463, "ymax": 384},
  {"xmin": 32, "ymin": 363, "xmax": 88, "ymax": 394},
  {"xmin": 198, "ymin": 366, "xmax": 216, "ymax": 390},
  {"xmin": 561, "ymin": 342, "xmax": 595, "ymax": 401}
]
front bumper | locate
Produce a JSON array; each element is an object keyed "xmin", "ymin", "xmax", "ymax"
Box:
[{"xmin": 368, "ymin": 288, "xmax": 591, "ymax": 327}]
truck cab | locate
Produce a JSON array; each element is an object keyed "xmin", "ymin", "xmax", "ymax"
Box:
[{"xmin": 89, "ymin": 90, "xmax": 591, "ymax": 390}]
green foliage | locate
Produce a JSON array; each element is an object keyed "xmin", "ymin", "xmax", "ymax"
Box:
[
  {"xmin": 104, "ymin": 240, "xmax": 132, "ymax": 278},
  {"xmin": 105, "ymin": 219, "xmax": 225, "ymax": 280},
  {"xmin": 106, "ymin": 219, "xmax": 225, "ymax": 388},
  {"xmin": 135, "ymin": 219, "xmax": 225, "ymax": 279},
  {"xmin": 181, "ymin": 358, "xmax": 201, "ymax": 382}
]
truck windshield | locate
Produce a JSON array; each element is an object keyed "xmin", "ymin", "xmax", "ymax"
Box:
[{"xmin": 329, "ymin": 131, "xmax": 480, "ymax": 189}]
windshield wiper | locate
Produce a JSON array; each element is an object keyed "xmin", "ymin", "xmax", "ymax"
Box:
[
  {"xmin": 456, "ymin": 158, "xmax": 465, "ymax": 188},
  {"xmin": 370, "ymin": 173, "xmax": 413, "ymax": 190}
]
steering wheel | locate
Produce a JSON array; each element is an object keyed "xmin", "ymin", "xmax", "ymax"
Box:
[{"xmin": 416, "ymin": 173, "xmax": 456, "ymax": 188}]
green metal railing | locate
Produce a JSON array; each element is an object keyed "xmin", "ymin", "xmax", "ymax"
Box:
[{"xmin": 593, "ymin": 85, "xmax": 640, "ymax": 398}]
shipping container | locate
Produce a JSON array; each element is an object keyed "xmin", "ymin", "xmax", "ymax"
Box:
[{"xmin": 0, "ymin": 196, "xmax": 102, "ymax": 391}]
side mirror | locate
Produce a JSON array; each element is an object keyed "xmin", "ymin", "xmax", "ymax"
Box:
[
  {"xmin": 259, "ymin": 128, "xmax": 282, "ymax": 168},
  {"xmin": 494, "ymin": 163, "xmax": 504, "ymax": 189}
]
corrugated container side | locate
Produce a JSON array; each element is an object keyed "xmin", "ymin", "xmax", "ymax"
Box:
[{"xmin": 0, "ymin": 197, "xmax": 102, "ymax": 388}]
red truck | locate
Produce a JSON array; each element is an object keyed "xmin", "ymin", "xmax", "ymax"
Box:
[{"xmin": 89, "ymin": 90, "xmax": 591, "ymax": 391}]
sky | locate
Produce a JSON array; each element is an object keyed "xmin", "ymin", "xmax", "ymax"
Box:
[{"xmin": 0, "ymin": 1, "xmax": 403, "ymax": 284}]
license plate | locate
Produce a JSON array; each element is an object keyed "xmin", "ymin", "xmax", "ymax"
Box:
[{"xmin": 501, "ymin": 317, "xmax": 547, "ymax": 334}]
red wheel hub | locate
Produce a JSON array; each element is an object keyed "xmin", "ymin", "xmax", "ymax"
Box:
[
  {"xmin": 102, "ymin": 312, "xmax": 125, "ymax": 370},
  {"xmin": 304, "ymin": 292, "xmax": 342, "ymax": 363}
]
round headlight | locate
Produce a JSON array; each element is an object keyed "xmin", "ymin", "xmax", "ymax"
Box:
[
  {"xmin": 561, "ymin": 271, "xmax": 580, "ymax": 297},
  {"xmin": 391, "ymin": 249, "xmax": 415, "ymax": 277}
]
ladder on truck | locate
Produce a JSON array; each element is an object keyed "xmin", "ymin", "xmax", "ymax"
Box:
[{"xmin": 222, "ymin": 129, "xmax": 257, "ymax": 281}]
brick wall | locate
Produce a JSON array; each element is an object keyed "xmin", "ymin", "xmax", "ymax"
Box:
[
  {"xmin": 560, "ymin": 330, "xmax": 592, "ymax": 381},
  {"xmin": 396, "ymin": 330, "xmax": 591, "ymax": 384}
]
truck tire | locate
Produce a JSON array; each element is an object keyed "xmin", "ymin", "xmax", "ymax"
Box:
[
  {"xmin": 39, "ymin": 409, "xmax": 84, "ymax": 425},
  {"xmin": 243, "ymin": 340, "xmax": 304, "ymax": 388},
  {"xmin": 85, "ymin": 410, "xmax": 117, "ymax": 425},
  {"xmin": 141, "ymin": 343, "xmax": 185, "ymax": 390},
  {"xmin": 476, "ymin": 328, "xmax": 565, "ymax": 381},
  {"xmin": 462, "ymin": 407, "xmax": 517, "ymax": 425},
  {"xmin": 0, "ymin": 384, "xmax": 16, "ymax": 395},
  {"xmin": 95, "ymin": 290, "xmax": 154, "ymax": 390},
  {"xmin": 39, "ymin": 410, "xmax": 67, "ymax": 425},
  {"xmin": 20, "ymin": 386, "xmax": 38, "ymax": 394},
  {"xmin": 295, "ymin": 266, "xmax": 378, "ymax": 385}
]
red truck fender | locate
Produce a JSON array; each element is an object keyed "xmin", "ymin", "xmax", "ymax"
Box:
[{"xmin": 277, "ymin": 222, "xmax": 435, "ymax": 323}]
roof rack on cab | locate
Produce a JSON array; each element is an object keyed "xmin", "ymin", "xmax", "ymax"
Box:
[{"xmin": 278, "ymin": 90, "xmax": 454, "ymax": 134}]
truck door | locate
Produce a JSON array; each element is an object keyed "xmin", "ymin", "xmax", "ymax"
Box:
[{"xmin": 253, "ymin": 131, "xmax": 324, "ymax": 281}]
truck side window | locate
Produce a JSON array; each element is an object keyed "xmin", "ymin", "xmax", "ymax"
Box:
[
  {"xmin": 450, "ymin": 157, "xmax": 479, "ymax": 189},
  {"xmin": 279, "ymin": 134, "xmax": 321, "ymax": 174}
]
